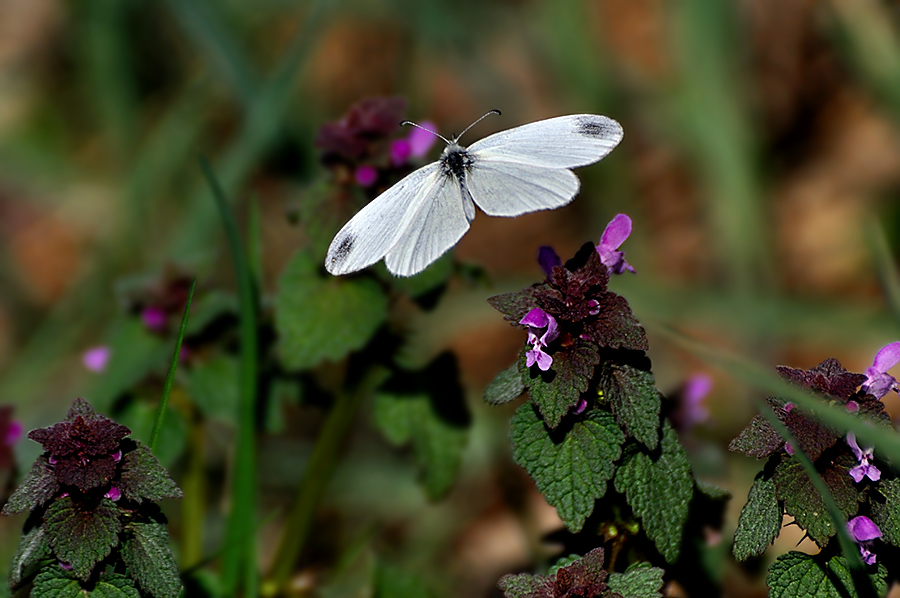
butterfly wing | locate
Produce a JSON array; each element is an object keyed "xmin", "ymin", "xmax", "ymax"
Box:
[
  {"xmin": 463, "ymin": 114, "xmax": 622, "ymax": 217},
  {"xmin": 384, "ymin": 171, "xmax": 473, "ymax": 277},
  {"xmin": 325, "ymin": 162, "xmax": 444, "ymax": 275},
  {"xmin": 466, "ymin": 114, "xmax": 623, "ymax": 169}
]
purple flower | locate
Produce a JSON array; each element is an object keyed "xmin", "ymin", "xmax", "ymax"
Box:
[
  {"xmin": 105, "ymin": 486, "xmax": 121, "ymax": 501},
  {"xmin": 82, "ymin": 346, "xmax": 111, "ymax": 373},
  {"xmin": 847, "ymin": 432, "xmax": 880, "ymax": 483},
  {"xmin": 597, "ymin": 214, "xmax": 635, "ymax": 275},
  {"xmin": 673, "ymin": 374, "xmax": 712, "ymax": 432},
  {"xmin": 141, "ymin": 306, "xmax": 167, "ymax": 331},
  {"xmin": 59, "ymin": 562, "xmax": 72, "ymax": 571},
  {"xmin": 863, "ymin": 342, "xmax": 900, "ymax": 399},
  {"xmin": 390, "ymin": 120, "xmax": 438, "ymax": 167},
  {"xmin": 354, "ymin": 165, "xmax": 378, "ymax": 187},
  {"xmin": 520, "ymin": 308, "xmax": 559, "ymax": 372},
  {"xmin": 538, "ymin": 246, "xmax": 562, "ymax": 277},
  {"xmin": 847, "ymin": 516, "xmax": 882, "ymax": 565},
  {"xmin": 573, "ymin": 398, "xmax": 588, "ymax": 415}
]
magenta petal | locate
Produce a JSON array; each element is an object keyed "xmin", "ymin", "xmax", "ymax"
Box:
[
  {"xmin": 82, "ymin": 346, "xmax": 111, "ymax": 373},
  {"xmin": 141, "ymin": 306, "xmax": 167, "ymax": 331},
  {"xmin": 541, "ymin": 314, "xmax": 559, "ymax": 345},
  {"xmin": 847, "ymin": 432, "xmax": 863, "ymax": 461},
  {"xmin": 600, "ymin": 214, "xmax": 632, "ymax": 251},
  {"xmin": 390, "ymin": 139, "xmax": 412, "ymax": 166},
  {"xmin": 520, "ymin": 308, "xmax": 551, "ymax": 329},
  {"xmin": 849, "ymin": 466, "xmax": 866, "ymax": 483},
  {"xmin": 848, "ymin": 516, "xmax": 882, "ymax": 542},
  {"xmin": 861, "ymin": 546, "xmax": 877, "ymax": 565},
  {"xmin": 872, "ymin": 341, "xmax": 900, "ymax": 373},
  {"xmin": 525, "ymin": 350, "xmax": 538, "ymax": 368},
  {"xmin": 408, "ymin": 121, "xmax": 438, "ymax": 157},
  {"xmin": 538, "ymin": 246, "xmax": 562, "ymax": 277},
  {"xmin": 354, "ymin": 165, "xmax": 378, "ymax": 187},
  {"xmin": 534, "ymin": 350, "xmax": 553, "ymax": 371},
  {"xmin": 5, "ymin": 421, "xmax": 22, "ymax": 445}
]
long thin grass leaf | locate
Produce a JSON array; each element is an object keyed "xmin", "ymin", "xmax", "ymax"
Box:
[
  {"xmin": 756, "ymin": 403, "xmax": 876, "ymax": 598},
  {"xmin": 200, "ymin": 156, "xmax": 259, "ymax": 598},
  {"xmin": 149, "ymin": 279, "xmax": 196, "ymax": 453}
]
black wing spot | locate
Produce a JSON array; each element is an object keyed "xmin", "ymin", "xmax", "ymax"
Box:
[
  {"xmin": 576, "ymin": 116, "xmax": 616, "ymax": 138},
  {"xmin": 333, "ymin": 234, "xmax": 355, "ymax": 263}
]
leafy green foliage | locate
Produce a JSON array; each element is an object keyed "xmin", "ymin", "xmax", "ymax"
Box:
[
  {"xmin": 2, "ymin": 460, "xmax": 59, "ymax": 515},
  {"xmin": 186, "ymin": 354, "xmax": 240, "ymax": 422},
  {"xmin": 275, "ymin": 251, "xmax": 388, "ymax": 370},
  {"xmin": 373, "ymin": 561, "xmax": 432, "ymax": 598},
  {"xmin": 121, "ymin": 522, "xmax": 182, "ymax": 598},
  {"xmin": 870, "ymin": 478, "xmax": 900, "ymax": 547},
  {"xmin": 372, "ymin": 353, "xmax": 470, "ymax": 499},
  {"xmin": 728, "ymin": 413, "xmax": 784, "ymax": 458},
  {"xmin": 600, "ymin": 361, "xmax": 660, "ymax": 450},
  {"xmin": 498, "ymin": 548, "xmax": 611, "ymax": 598},
  {"xmin": 766, "ymin": 552, "xmax": 887, "ymax": 598},
  {"xmin": 510, "ymin": 405, "xmax": 624, "ymax": 532},
  {"xmin": 483, "ymin": 360, "xmax": 526, "ymax": 406},
  {"xmin": 8, "ymin": 526, "xmax": 50, "ymax": 588},
  {"xmin": 607, "ymin": 562, "xmax": 665, "ymax": 598},
  {"xmin": 118, "ymin": 444, "xmax": 183, "ymax": 503},
  {"xmin": 614, "ymin": 423, "xmax": 693, "ymax": 563},
  {"xmin": 733, "ymin": 473, "xmax": 782, "ymax": 561},
  {"xmin": 773, "ymin": 454, "xmax": 860, "ymax": 546},
  {"xmin": 44, "ymin": 497, "xmax": 122, "ymax": 580},
  {"xmin": 31, "ymin": 568, "xmax": 141, "ymax": 598},
  {"xmin": 523, "ymin": 339, "xmax": 600, "ymax": 428}
]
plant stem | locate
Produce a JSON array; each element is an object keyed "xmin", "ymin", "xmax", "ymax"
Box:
[{"xmin": 264, "ymin": 367, "xmax": 387, "ymax": 595}]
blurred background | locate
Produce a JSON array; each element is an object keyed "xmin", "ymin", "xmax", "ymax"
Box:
[{"xmin": 1, "ymin": 0, "xmax": 900, "ymax": 596}]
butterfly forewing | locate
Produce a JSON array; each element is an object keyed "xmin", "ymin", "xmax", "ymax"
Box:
[
  {"xmin": 466, "ymin": 114, "xmax": 622, "ymax": 169},
  {"xmin": 325, "ymin": 163, "xmax": 442, "ymax": 275}
]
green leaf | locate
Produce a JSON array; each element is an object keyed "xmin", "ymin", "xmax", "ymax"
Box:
[
  {"xmin": 385, "ymin": 252, "xmax": 453, "ymax": 300},
  {"xmin": 275, "ymin": 251, "xmax": 388, "ymax": 370},
  {"xmin": 607, "ymin": 562, "xmax": 665, "ymax": 598},
  {"xmin": 116, "ymin": 399, "xmax": 187, "ymax": 469},
  {"xmin": 121, "ymin": 521, "xmax": 183, "ymax": 598},
  {"xmin": 615, "ymin": 423, "xmax": 693, "ymax": 562},
  {"xmin": 870, "ymin": 478, "xmax": 900, "ymax": 547},
  {"xmin": 186, "ymin": 354, "xmax": 240, "ymax": 422},
  {"xmin": 524, "ymin": 339, "xmax": 600, "ymax": 429},
  {"xmin": 773, "ymin": 455, "xmax": 860, "ymax": 546},
  {"xmin": 184, "ymin": 290, "xmax": 238, "ymax": 336},
  {"xmin": 600, "ymin": 362, "xmax": 660, "ymax": 450},
  {"xmin": 374, "ymin": 561, "xmax": 431, "ymax": 598},
  {"xmin": 87, "ymin": 318, "xmax": 169, "ymax": 413},
  {"xmin": 728, "ymin": 414, "xmax": 784, "ymax": 458},
  {"xmin": 733, "ymin": 473, "xmax": 782, "ymax": 561},
  {"xmin": 44, "ymin": 497, "xmax": 122, "ymax": 580},
  {"xmin": 119, "ymin": 445, "xmax": 183, "ymax": 503},
  {"xmin": 372, "ymin": 392, "xmax": 468, "ymax": 500},
  {"xmin": 9, "ymin": 525, "xmax": 51, "ymax": 588},
  {"xmin": 32, "ymin": 568, "xmax": 141, "ymax": 598},
  {"xmin": 2, "ymin": 459, "xmax": 59, "ymax": 515},
  {"xmin": 497, "ymin": 573, "xmax": 552, "ymax": 598},
  {"xmin": 484, "ymin": 361, "xmax": 526, "ymax": 405},
  {"xmin": 548, "ymin": 554, "xmax": 581, "ymax": 575},
  {"xmin": 511, "ymin": 404, "xmax": 624, "ymax": 532},
  {"xmin": 766, "ymin": 552, "xmax": 887, "ymax": 598}
]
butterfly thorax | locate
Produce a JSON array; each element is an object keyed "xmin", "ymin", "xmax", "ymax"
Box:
[{"xmin": 440, "ymin": 143, "xmax": 473, "ymax": 180}]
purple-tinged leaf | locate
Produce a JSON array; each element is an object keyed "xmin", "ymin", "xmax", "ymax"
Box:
[
  {"xmin": 522, "ymin": 339, "xmax": 600, "ymax": 428},
  {"xmin": 118, "ymin": 445, "xmax": 183, "ymax": 503},
  {"xmin": 2, "ymin": 458, "xmax": 59, "ymax": 515},
  {"xmin": 44, "ymin": 497, "xmax": 122, "ymax": 580}
]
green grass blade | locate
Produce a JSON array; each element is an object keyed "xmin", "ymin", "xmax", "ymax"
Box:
[
  {"xmin": 149, "ymin": 279, "xmax": 196, "ymax": 453},
  {"xmin": 655, "ymin": 323, "xmax": 900, "ymax": 467},
  {"xmin": 755, "ymin": 402, "xmax": 876, "ymax": 597},
  {"xmin": 866, "ymin": 217, "xmax": 900, "ymax": 326},
  {"xmin": 199, "ymin": 156, "xmax": 259, "ymax": 598}
]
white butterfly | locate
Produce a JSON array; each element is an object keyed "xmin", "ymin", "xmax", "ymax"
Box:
[{"xmin": 325, "ymin": 111, "xmax": 624, "ymax": 277}]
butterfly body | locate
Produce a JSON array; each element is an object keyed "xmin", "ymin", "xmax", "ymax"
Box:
[{"xmin": 325, "ymin": 114, "xmax": 623, "ymax": 277}]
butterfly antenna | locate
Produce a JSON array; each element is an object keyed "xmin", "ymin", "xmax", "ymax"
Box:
[
  {"xmin": 454, "ymin": 109, "xmax": 502, "ymax": 142},
  {"xmin": 399, "ymin": 120, "xmax": 450, "ymax": 145}
]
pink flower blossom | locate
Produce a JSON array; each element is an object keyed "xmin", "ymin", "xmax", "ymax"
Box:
[
  {"xmin": 82, "ymin": 346, "xmax": 111, "ymax": 373},
  {"xmin": 520, "ymin": 308, "xmax": 559, "ymax": 372},
  {"xmin": 597, "ymin": 214, "xmax": 635, "ymax": 274},
  {"xmin": 863, "ymin": 342, "xmax": 900, "ymax": 399}
]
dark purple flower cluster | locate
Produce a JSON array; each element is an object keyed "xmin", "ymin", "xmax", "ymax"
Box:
[{"xmin": 315, "ymin": 97, "xmax": 437, "ymax": 188}]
